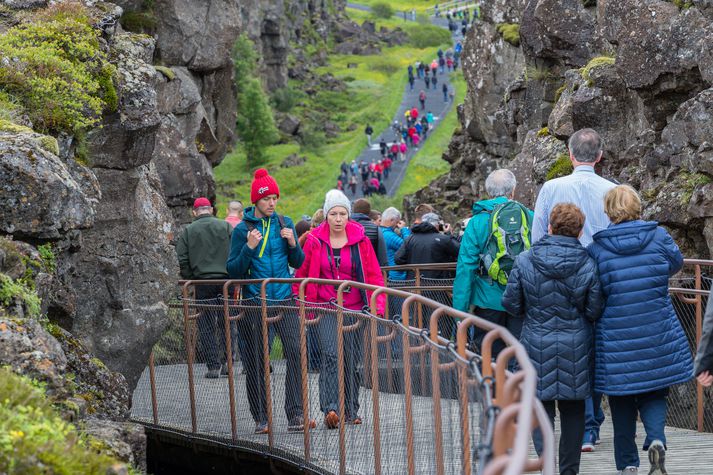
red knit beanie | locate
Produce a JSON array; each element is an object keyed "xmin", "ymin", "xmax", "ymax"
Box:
[{"xmin": 250, "ymin": 168, "xmax": 280, "ymax": 204}]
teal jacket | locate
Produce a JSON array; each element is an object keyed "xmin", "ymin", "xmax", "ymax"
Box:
[
  {"xmin": 453, "ymin": 197, "xmax": 533, "ymax": 313},
  {"xmin": 226, "ymin": 207, "xmax": 304, "ymax": 300},
  {"xmin": 176, "ymin": 214, "xmax": 232, "ymax": 280}
]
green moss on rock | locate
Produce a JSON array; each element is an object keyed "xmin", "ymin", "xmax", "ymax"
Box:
[
  {"xmin": 579, "ymin": 56, "xmax": 615, "ymax": 85},
  {"xmin": 154, "ymin": 65, "xmax": 176, "ymax": 81},
  {"xmin": 546, "ymin": 153, "xmax": 574, "ymax": 180},
  {"xmin": 496, "ymin": 23, "xmax": 520, "ymax": 47},
  {"xmin": 537, "ymin": 127, "xmax": 550, "ymax": 137}
]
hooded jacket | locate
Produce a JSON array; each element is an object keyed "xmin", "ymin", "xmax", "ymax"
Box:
[
  {"xmin": 351, "ymin": 212, "xmax": 388, "ymax": 266},
  {"xmin": 293, "ymin": 221, "xmax": 386, "ymax": 315},
  {"xmin": 502, "ymin": 235, "xmax": 602, "ymax": 400},
  {"xmin": 394, "ymin": 222, "xmax": 459, "ymax": 279},
  {"xmin": 226, "ymin": 207, "xmax": 304, "ymax": 300},
  {"xmin": 695, "ymin": 296, "xmax": 713, "ymax": 377},
  {"xmin": 588, "ymin": 220, "xmax": 693, "ymax": 395},
  {"xmin": 453, "ymin": 197, "xmax": 533, "ymax": 312}
]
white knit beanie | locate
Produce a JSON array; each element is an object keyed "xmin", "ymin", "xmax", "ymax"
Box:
[{"xmin": 323, "ymin": 189, "xmax": 352, "ymax": 217}]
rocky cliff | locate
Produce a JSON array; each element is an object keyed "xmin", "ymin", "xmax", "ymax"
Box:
[
  {"xmin": 0, "ymin": 0, "xmax": 346, "ymax": 395},
  {"xmin": 408, "ymin": 0, "xmax": 713, "ymax": 259}
]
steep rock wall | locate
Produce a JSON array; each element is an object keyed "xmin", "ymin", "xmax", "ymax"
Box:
[{"xmin": 409, "ymin": 0, "xmax": 713, "ymax": 258}]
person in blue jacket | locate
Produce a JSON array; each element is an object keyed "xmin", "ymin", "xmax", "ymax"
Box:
[
  {"xmin": 588, "ymin": 185, "xmax": 693, "ymax": 475},
  {"xmin": 503, "ymin": 203, "xmax": 602, "ymax": 475},
  {"xmin": 226, "ymin": 168, "xmax": 314, "ymax": 435}
]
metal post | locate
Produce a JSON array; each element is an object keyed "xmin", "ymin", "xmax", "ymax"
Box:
[
  {"xmin": 695, "ymin": 265, "xmax": 704, "ymax": 432},
  {"xmin": 261, "ymin": 282, "xmax": 274, "ymax": 447},
  {"xmin": 182, "ymin": 282, "xmax": 197, "ymax": 433},
  {"xmin": 223, "ymin": 282, "xmax": 238, "ymax": 442},
  {"xmin": 297, "ymin": 281, "xmax": 311, "ymax": 461},
  {"xmin": 148, "ymin": 351, "xmax": 158, "ymax": 425}
]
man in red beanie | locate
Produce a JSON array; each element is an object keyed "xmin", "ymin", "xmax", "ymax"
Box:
[
  {"xmin": 227, "ymin": 168, "xmax": 314, "ymax": 434},
  {"xmin": 176, "ymin": 197, "xmax": 232, "ymax": 379}
]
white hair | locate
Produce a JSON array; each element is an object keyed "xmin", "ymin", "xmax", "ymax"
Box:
[
  {"xmin": 381, "ymin": 207, "xmax": 402, "ymax": 223},
  {"xmin": 485, "ymin": 169, "xmax": 517, "ymax": 198}
]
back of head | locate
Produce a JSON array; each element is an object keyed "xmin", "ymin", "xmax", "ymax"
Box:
[
  {"xmin": 295, "ymin": 220, "xmax": 310, "ymax": 238},
  {"xmin": 353, "ymin": 198, "xmax": 371, "ymax": 215},
  {"xmin": 312, "ymin": 209, "xmax": 325, "ymax": 228},
  {"xmin": 568, "ymin": 128, "xmax": 603, "ymax": 163},
  {"xmin": 421, "ymin": 212, "xmax": 441, "ymax": 229},
  {"xmin": 604, "ymin": 185, "xmax": 641, "ymax": 224},
  {"xmin": 485, "ymin": 169, "xmax": 517, "ymax": 198},
  {"xmin": 228, "ymin": 200, "xmax": 243, "ymax": 215},
  {"xmin": 549, "ymin": 203, "xmax": 585, "ymax": 238},
  {"xmin": 369, "ymin": 210, "xmax": 381, "ymax": 221},
  {"xmin": 381, "ymin": 207, "xmax": 401, "ymax": 225},
  {"xmin": 413, "ymin": 203, "xmax": 434, "ymax": 222}
]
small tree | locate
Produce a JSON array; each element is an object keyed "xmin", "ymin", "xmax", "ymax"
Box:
[{"xmin": 232, "ymin": 34, "xmax": 278, "ymax": 165}]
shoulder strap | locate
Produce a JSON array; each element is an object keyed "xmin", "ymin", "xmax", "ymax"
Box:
[
  {"xmin": 245, "ymin": 221, "xmax": 255, "ymax": 232},
  {"xmin": 350, "ymin": 245, "xmax": 369, "ymax": 309},
  {"xmin": 277, "ymin": 213, "xmax": 286, "ymax": 229}
]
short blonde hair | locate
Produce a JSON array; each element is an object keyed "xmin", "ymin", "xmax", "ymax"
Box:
[{"xmin": 604, "ymin": 185, "xmax": 641, "ymax": 224}]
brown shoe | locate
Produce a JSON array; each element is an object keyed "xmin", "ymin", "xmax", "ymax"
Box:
[
  {"xmin": 288, "ymin": 416, "xmax": 316, "ymax": 433},
  {"xmin": 324, "ymin": 410, "xmax": 339, "ymax": 429},
  {"xmin": 348, "ymin": 415, "xmax": 362, "ymax": 425}
]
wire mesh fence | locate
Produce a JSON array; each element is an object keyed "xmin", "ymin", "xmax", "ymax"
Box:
[{"xmin": 131, "ymin": 277, "xmax": 551, "ymax": 475}]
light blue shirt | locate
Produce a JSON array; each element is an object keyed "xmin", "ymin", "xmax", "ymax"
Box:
[{"xmin": 532, "ymin": 165, "xmax": 616, "ymax": 248}]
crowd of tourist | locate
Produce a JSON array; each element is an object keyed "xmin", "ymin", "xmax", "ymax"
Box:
[{"xmin": 176, "ymin": 127, "xmax": 712, "ymax": 475}]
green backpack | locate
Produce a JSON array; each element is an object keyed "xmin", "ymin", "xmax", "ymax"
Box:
[{"xmin": 479, "ymin": 201, "xmax": 532, "ymax": 285}]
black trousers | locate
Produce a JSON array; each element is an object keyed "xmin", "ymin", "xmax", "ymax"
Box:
[
  {"xmin": 534, "ymin": 399, "xmax": 585, "ymax": 475},
  {"xmin": 195, "ymin": 284, "xmax": 227, "ymax": 370},
  {"xmin": 470, "ymin": 307, "xmax": 523, "ymax": 357}
]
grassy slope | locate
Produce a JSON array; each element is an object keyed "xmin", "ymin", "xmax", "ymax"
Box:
[
  {"xmin": 356, "ymin": 0, "xmax": 439, "ymax": 14},
  {"xmin": 214, "ymin": 9, "xmax": 456, "ymax": 220}
]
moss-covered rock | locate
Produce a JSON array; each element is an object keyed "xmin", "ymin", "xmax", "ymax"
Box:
[
  {"xmin": 546, "ymin": 153, "xmax": 574, "ymax": 180},
  {"xmin": 496, "ymin": 23, "xmax": 521, "ymax": 47},
  {"xmin": 579, "ymin": 56, "xmax": 615, "ymax": 85}
]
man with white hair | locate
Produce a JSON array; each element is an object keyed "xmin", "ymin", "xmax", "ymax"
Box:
[
  {"xmin": 453, "ymin": 169, "xmax": 532, "ymax": 355},
  {"xmin": 225, "ymin": 200, "xmax": 244, "ymax": 229},
  {"xmin": 380, "ymin": 207, "xmax": 410, "ymax": 281}
]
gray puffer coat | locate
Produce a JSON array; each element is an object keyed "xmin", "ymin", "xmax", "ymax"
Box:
[{"xmin": 502, "ymin": 234, "xmax": 603, "ymax": 401}]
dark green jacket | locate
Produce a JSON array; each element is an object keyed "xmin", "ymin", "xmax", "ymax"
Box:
[{"xmin": 176, "ymin": 214, "xmax": 232, "ymax": 279}]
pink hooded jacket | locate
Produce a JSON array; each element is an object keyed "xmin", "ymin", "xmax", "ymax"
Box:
[{"xmin": 293, "ymin": 220, "xmax": 386, "ymax": 316}]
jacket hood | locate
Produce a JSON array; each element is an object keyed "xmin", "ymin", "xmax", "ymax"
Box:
[
  {"xmin": 351, "ymin": 212, "xmax": 370, "ymax": 223},
  {"xmin": 592, "ymin": 220, "xmax": 658, "ymax": 255},
  {"xmin": 471, "ymin": 196, "xmax": 508, "ymax": 215},
  {"xmin": 411, "ymin": 222, "xmax": 438, "ymax": 234},
  {"xmin": 530, "ymin": 234, "xmax": 590, "ymax": 279},
  {"xmin": 243, "ymin": 206, "xmax": 274, "ymax": 223},
  {"xmin": 312, "ymin": 220, "xmax": 366, "ymax": 246}
]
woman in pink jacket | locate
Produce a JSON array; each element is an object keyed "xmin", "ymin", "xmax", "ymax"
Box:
[{"xmin": 294, "ymin": 190, "xmax": 385, "ymax": 429}]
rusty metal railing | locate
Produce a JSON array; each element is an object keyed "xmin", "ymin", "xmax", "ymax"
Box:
[{"xmin": 132, "ymin": 276, "xmax": 555, "ymax": 475}]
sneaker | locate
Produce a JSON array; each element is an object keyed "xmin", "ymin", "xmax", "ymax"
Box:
[
  {"xmin": 254, "ymin": 422, "xmax": 269, "ymax": 434},
  {"xmin": 618, "ymin": 468, "xmax": 638, "ymax": 474},
  {"xmin": 347, "ymin": 415, "xmax": 362, "ymax": 425},
  {"xmin": 287, "ymin": 416, "xmax": 316, "ymax": 433},
  {"xmin": 581, "ymin": 431, "xmax": 596, "ymax": 452},
  {"xmin": 324, "ymin": 410, "xmax": 339, "ymax": 429},
  {"xmin": 205, "ymin": 368, "xmax": 220, "ymax": 379},
  {"xmin": 648, "ymin": 440, "xmax": 667, "ymax": 475},
  {"xmin": 220, "ymin": 363, "xmax": 229, "ymax": 377}
]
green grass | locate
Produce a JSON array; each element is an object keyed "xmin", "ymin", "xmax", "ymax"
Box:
[
  {"xmin": 214, "ymin": 39, "xmax": 450, "ymax": 220},
  {"xmin": 370, "ymin": 70, "xmax": 466, "ymax": 212},
  {"xmin": 354, "ymin": 0, "xmax": 440, "ymax": 14}
]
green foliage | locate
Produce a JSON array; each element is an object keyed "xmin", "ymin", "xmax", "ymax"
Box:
[
  {"xmin": 270, "ymin": 86, "xmax": 305, "ymax": 113},
  {"xmin": 416, "ymin": 13, "xmax": 431, "ymax": 25},
  {"xmin": 0, "ymin": 91, "xmax": 21, "ymax": 122},
  {"xmin": 497, "ymin": 23, "xmax": 521, "ymax": 47},
  {"xmin": 371, "ymin": 2, "xmax": 394, "ymax": 19},
  {"xmin": 119, "ymin": 0, "xmax": 157, "ymax": 34},
  {"xmin": 579, "ymin": 56, "xmax": 615, "ymax": 85},
  {"xmin": 368, "ymin": 57, "xmax": 401, "ymax": 75},
  {"xmin": 153, "ymin": 65, "xmax": 175, "ymax": 81},
  {"xmin": 232, "ymin": 35, "xmax": 278, "ymax": 165},
  {"xmin": 680, "ymin": 171, "xmax": 712, "ymax": 204},
  {"xmin": 525, "ymin": 65, "xmax": 554, "ymax": 82},
  {"xmin": 407, "ymin": 24, "xmax": 452, "ymax": 48},
  {"xmin": 0, "ymin": 4, "xmax": 117, "ymax": 134},
  {"xmin": 671, "ymin": 0, "xmax": 693, "ymax": 8},
  {"xmin": 0, "ymin": 367, "xmax": 125, "ymax": 474},
  {"xmin": 37, "ymin": 243, "xmax": 56, "ymax": 273},
  {"xmin": 537, "ymin": 127, "xmax": 550, "ymax": 137},
  {"xmin": 0, "ymin": 274, "xmax": 41, "ymax": 318},
  {"xmin": 547, "ymin": 153, "xmax": 574, "ymax": 180},
  {"xmin": 554, "ymin": 83, "xmax": 567, "ymax": 102}
]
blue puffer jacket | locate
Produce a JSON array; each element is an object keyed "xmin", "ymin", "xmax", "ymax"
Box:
[
  {"xmin": 588, "ymin": 220, "xmax": 693, "ymax": 396},
  {"xmin": 502, "ymin": 235, "xmax": 602, "ymax": 401},
  {"xmin": 226, "ymin": 207, "xmax": 304, "ymax": 300}
]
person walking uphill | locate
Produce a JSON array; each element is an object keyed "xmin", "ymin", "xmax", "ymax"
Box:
[
  {"xmin": 588, "ymin": 185, "xmax": 693, "ymax": 475},
  {"xmin": 226, "ymin": 168, "xmax": 315, "ymax": 435},
  {"xmin": 294, "ymin": 190, "xmax": 386, "ymax": 429},
  {"xmin": 502, "ymin": 203, "xmax": 602, "ymax": 475},
  {"xmin": 176, "ymin": 197, "xmax": 233, "ymax": 379}
]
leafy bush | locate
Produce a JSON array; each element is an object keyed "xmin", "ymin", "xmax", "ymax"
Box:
[
  {"xmin": 407, "ymin": 24, "xmax": 452, "ymax": 48},
  {"xmin": 367, "ymin": 57, "xmax": 401, "ymax": 75},
  {"xmin": 270, "ymin": 86, "xmax": 304, "ymax": 113},
  {"xmin": 0, "ymin": 367, "xmax": 127, "ymax": 475},
  {"xmin": 0, "ymin": 4, "xmax": 117, "ymax": 134},
  {"xmin": 0, "ymin": 274, "xmax": 41, "ymax": 319},
  {"xmin": 371, "ymin": 2, "xmax": 394, "ymax": 19},
  {"xmin": 496, "ymin": 23, "xmax": 521, "ymax": 47}
]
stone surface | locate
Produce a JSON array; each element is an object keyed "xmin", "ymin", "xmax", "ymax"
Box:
[
  {"xmin": 84, "ymin": 418, "xmax": 147, "ymax": 472},
  {"xmin": 278, "ymin": 114, "xmax": 301, "ymax": 136}
]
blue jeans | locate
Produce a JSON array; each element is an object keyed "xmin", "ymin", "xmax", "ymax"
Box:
[
  {"xmin": 609, "ymin": 388, "xmax": 668, "ymax": 470},
  {"xmin": 317, "ymin": 313, "xmax": 362, "ymax": 418},
  {"xmin": 584, "ymin": 392, "xmax": 605, "ymax": 439}
]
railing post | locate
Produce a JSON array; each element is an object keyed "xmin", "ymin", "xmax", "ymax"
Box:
[
  {"xmin": 223, "ymin": 282, "xmax": 238, "ymax": 442},
  {"xmin": 148, "ymin": 351, "xmax": 158, "ymax": 425},
  {"xmin": 337, "ymin": 283, "xmax": 348, "ymax": 475},
  {"xmin": 181, "ymin": 282, "xmax": 197, "ymax": 434},
  {"xmin": 297, "ymin": 281, "xmax": 311, "ymax": 462},
  {"xmin": 428, "ymin": 308, "xmax": 447, "ymax": 475},
  {"xmin": 261, "ymin": 282, "xmax": 274, "ymax": 448},
  {"xmin": 695, "ymin": 264, "xmax": 704, "ymax": 432}
]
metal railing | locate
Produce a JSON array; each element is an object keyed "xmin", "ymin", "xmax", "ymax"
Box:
[
  {"xmin": 426, "ymin": 0, "xmax": 479, "ymax": 15},
  {"xmin": 131, "ymin": 276, "xmax": 555, "ymax": 475}
]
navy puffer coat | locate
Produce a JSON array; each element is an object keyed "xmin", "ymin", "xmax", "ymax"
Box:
[
  {"xmin": 502, "ymin": 234, "xmax": 602, "ymax": 401},
  {"xmin": 588, "ymin": 220, "xmax": 693, "ymax": 395}
]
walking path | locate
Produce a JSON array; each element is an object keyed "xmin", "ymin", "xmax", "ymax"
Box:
[{"xmin": 343, "ymin": 3, "xmax": 466, "ymax": 199}]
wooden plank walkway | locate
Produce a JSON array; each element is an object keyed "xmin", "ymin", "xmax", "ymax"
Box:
[{"xmin": 131, "ymin": 361, "xmax": 713, "ymax": 474}]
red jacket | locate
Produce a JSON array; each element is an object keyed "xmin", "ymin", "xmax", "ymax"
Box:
[
  {"xmin": 411, "ymin": 108, "xmax": 419, "ymax": 119},
  {"xmin": 408, "ymin": 127, "xmax": 416, "ymax": 137},
  {"xmin": 294, "ymin": 221, "xmax": 386, "ymax": 316},
  {"xmin": 383, "ymin": 157, "xmax": 393, "ymax": 169}
]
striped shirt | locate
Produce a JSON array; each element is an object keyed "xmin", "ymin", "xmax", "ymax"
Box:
[{"xmin": 532, "ymin": 165, "xmax": 616, "ymax": 248}]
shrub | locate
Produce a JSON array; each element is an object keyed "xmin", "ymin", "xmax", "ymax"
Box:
[
  {"xmin": 547, "ymin": 153, "xmax": 574, "ymax": 180},
  {"xmin": 371, "ymin": 2, "xmax": 394, "ymax": 19},
  {"xmin": 496, "ymin": 23, "xmax": 521, "ymax": 47},
  {"xmin": 270, "ymin": 86, "xmax": 304, "ymax": 113},
  {"xmin": 407, "ymin": 24, "xmax": 452, "ymax": 48},
  {"xmin": 0, "ymin": 4, "xmax": 117, "ymax": 134},
  {"xmin": 368, "ymin": 57, "xmax": 401, "ymax": 75},
  {"xmin": 0, "ymin": 273, "xmax": 41, "ymax": 319}
]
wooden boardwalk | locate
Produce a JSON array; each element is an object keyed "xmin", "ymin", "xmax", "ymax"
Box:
[{"xmin": 131, "ymin": 361, "xmax": 713, "ymax": 474}]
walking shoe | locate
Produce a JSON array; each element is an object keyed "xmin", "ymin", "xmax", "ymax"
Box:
[
  {"xmin": 347, "ymin": 415, "xmax": 362, "ymax": 425},
  {"xmin": 581, "ymin": 431, "xmax": 596, "ymax": 452},
  {"xmin": 254, "ymin": 422, "xmax": 269, "ymax": 434},
  {"xmin": 287, "ymin": 416, "xmax": 316, "ymax": 433},
  {"xmin": 220, "ymin": 363, "xmax": 229, "ymax": 377},
  {"xmin": 324, "ymin": 410, "xmax": 339, "ymax": 429},
  {"xmin": 205, "ymin": 368, "xmax": 220, "ymax": 379},
  {"xmin": 617, "ymin": 468, "xmax": 638, "ymax": 474},
  {"xmin": 648, "ymin": 440, "xmax": 667, "ymax": 475}
]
